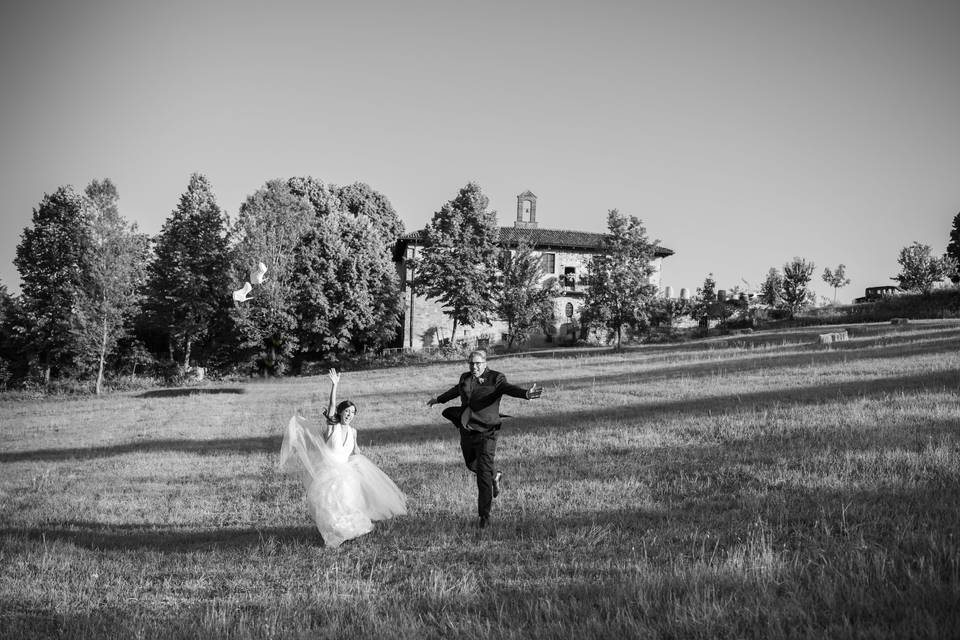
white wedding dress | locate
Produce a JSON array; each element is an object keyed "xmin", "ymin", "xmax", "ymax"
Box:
[{"xmin": 279, "ymin": 414, "xmax": 407, "ymax": 548}]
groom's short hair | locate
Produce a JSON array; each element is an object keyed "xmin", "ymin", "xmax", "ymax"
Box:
[{"xmin": 468, "ymin": 350, "xmax": 487, "ymax": 362}]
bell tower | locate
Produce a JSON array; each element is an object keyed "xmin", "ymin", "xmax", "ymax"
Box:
[{"xmin": 514, "ymin": 190, "xmax": 537, "ymax": 229}]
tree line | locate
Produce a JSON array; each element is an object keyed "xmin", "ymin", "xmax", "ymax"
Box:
[
  {"xmin": 0, "ymin": 174, "xmax": 406, "ymax": 391},
  {"xmin": 0, "ymin": 178, "xmax": 670, "ymax": 388},
  {"xmin": 1, "ymin": 174, "xmax": 957, "ymax": 392}
]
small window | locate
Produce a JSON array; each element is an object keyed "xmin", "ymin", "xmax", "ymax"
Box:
[
  {"xmin": 540, "ymin": 253, "xmax": 555, "ymax": 274},
  {"xmin": 565, "ymin": 302, "xmax": 574, "ymax": 318}
]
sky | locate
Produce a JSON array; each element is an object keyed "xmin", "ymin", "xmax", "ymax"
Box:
[{"xmin": 1, "ymin": 0, "xmax": 958, "ymax": 304}]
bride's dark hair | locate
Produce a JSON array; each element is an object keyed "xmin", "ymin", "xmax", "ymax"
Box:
[{"xmin": 335, "ymin": 400, "xmax": 357, "ymax": 422}]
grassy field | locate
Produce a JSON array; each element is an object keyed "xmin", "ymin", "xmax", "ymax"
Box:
[{"xmin": 1, "ymin": 321, "xmax": 958, "ymax": 639}]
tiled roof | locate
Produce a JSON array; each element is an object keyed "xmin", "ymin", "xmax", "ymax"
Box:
[{"xmin": 396, "ymin": 226, "xmax": 674, "ymax": 258}]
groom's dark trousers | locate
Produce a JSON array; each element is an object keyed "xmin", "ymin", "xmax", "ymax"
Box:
[
  {"xmin": 437, "ymin": 369, "xmax": 527, "ymax": 520},
  {"xmin": 443, "ymin": 406, "xmax": 498, "ymax": 519}
]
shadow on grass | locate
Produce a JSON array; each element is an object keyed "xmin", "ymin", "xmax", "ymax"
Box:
[
  {"xmin": 0, "ymin": 521, "xmax": 319, "ymax": 551},
  {"xmin": 4, "ymin": 480, "xmax": 957, "ymax": 639},
  {"xmin": 3, "ymin": 367, "xmax": 956, "ymax": 463},
  {"xmin": 364, "ymin": 368, "xmax": 959, "ymax": 446},
  {"xmin": 137, "ymin": 387, "xmax": 246, "ymax": 399},
  {"xmin": 0, "ymin": 435, "xmax": 282, "ymax": 463}
]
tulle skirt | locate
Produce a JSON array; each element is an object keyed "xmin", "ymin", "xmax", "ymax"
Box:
[{"xmin": 279, "ymin": 415, "xmax": 407, "ymax": 548}]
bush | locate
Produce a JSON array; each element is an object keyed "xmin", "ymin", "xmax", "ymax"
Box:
[
  {"xmin": 837, "ymin": 289, "xmax": 960, "ymax": 323},
  {"xmin": 104, "ymin": 374, "xmax": 163, "ymax": 392},
  {"xmin": 643, "ymin": 327, "xmax": 684, "ymax": 343}
]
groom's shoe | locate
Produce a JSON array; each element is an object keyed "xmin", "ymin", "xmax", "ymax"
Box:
[
  {"xmin": 478, "ymin": 516, "xmax": 489, "ymax": 528},
  {"xmin": 493, "ymin": 471, "xmax": 503, "ymax": 498}
]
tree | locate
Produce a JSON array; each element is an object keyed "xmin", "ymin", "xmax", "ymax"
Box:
[
  {"xmin": 759, "ymin": 268, "xmax": 783, "ymax": 307},
  {"xmin": 73, "ymin": 179, "xmax": 149, "ymax": 394},
  {"xmin": 144, "ymin": 173, "xmax": 232, "ymax": 369},
  {"xmin": 821, "ymin": 264, "xmax": 851, "ymax": 303},
  {"xmin": 946, "ymin": 211, "xmax": 960, "ymax": 284},
  {"xmin": 232, "ymin": 177, "xmax": 403, "ymax": 372},
  {"xmin": 412, "ymin": 182, "xmax": 501, "ymax": 341},
  {"xmin": 894, "ymin": 242, "xmax": 949, "ymax": 295},
  {"xmin": 14, "ymin": 186, "xmax": 90, "ymax": 383},
  {"xmin": 497, "ymin": 239, "xmax": 559, "ymax": 349},
  {"xmin": 689, "ymin": 272, "xmax": 719, "ymax": 321},
  {"xmin": 231, "ymin": 179, "xmax": 316, "ymax": 374},
  {"xmin": 944, "ymin": 254, "xmax": 960, "ymax": 285},
  {"xmin": 698, "ymin": 273, "xmax": 717, "ymax": 302},
  {"xmin": 295, "ymin": 178, "xmax": 402, "ymax": 358},
  {"xmin": 0, "ymin": 282, "xmax": 20, "ymax": 387},
  {"xmin": 293, "ymin": 190, "xmax": 402, "ymax": 359},
  {"xmin": 781, "ymin": 257, "xmax": 816, "ymax": 315},
  {"xmin": 582, "ymin": 210, "xmax": 659, "ymax": 349}
]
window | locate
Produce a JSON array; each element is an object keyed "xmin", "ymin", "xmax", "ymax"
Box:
[
  {"xmin": 540, "ymin": 253, "xmax": 555, "ymax": 274},
  {"xmin": 565, "ymin": 302, "xmax": 574, "ymax": 318}
]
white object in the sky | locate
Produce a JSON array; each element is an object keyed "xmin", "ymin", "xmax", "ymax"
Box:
[
  {"xmin": 233, "ymin": 282, "xmax": 254, "ymax": 302},
  {"xmin": 250, "ymin": 261, "xmax": 268, "ymax": 285}
]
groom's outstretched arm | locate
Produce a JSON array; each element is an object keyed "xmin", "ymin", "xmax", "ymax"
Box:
[
  {"xmin": 496, "ymin": 372, "xmax": 543, "ymax": 400},
  {"xmin": 428, "ymin": 382, "xmax": 461, "ymax": 406}
]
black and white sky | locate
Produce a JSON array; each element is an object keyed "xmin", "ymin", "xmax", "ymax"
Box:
[{"xmin": 2, "ymin": 0, "xmax": 958, "ymax": 301}]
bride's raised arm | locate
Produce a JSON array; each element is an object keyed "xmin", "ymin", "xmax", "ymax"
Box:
[{"xmin": 326, "ymin": 369, "xmax": 341, "ymax": 425}]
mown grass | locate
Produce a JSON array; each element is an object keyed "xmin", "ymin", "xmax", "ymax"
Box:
[{"xmin": 1, "ymin": 320, "xmax": 958, "ymax": 639}]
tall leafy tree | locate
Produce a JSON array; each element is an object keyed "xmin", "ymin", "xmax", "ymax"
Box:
[
  {"xmin": 497, "ymin": 239, "xmax": 559, "ymax": 349},
  {"xmin": 412, "ymin": 182, "xmax": 501, "ymax": 340},
  {"xmin": 781, "ymin": 257, "xmax": 816, "ymax": 315},
  {"xmin": 290, "ymin": 176, "xmax": 402, "ymax": 357},
  {"xmin": 73, "ymin": 179, "xmax": 149, "ymax": 394},
  {"xmin": 231, "ymin": 179, "xmax": 316, "ymax": 374},
  {"xmin": 894, "ymin": 241, "xmax": 949, "ymax": 294},
  {"xmin": 232, "ymin": 177, "xmax": 402, "ymax": 372},
  {"xmin": 946, "ymin": 211, "xmax": 960, "ymax": 284},
  {"xmin": 582, "ymin": 209, "xmax": 658, "ymax": 349},
  {"xmin": 759, "ymin": 268, "xmax": 783, "ymax": 307},
  {"xmin": 821, "ymin": 264, "xmax": 851, "ymax": 303},
  {"xmin": 296, "ymin": 211, "xmax": 402, "ymax": 357},
  {"xmin": 14, "ymin": 186, "xmax": 90, "ymax": 382},
  {"xmin": 144, "ymin": 173, "xmax": 231, "ymax": 368}
]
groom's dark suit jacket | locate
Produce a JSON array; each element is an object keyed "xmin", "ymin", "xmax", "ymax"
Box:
[{"xmin": 436, "ymin": 369, "xmax": 528, "ymax": 432}]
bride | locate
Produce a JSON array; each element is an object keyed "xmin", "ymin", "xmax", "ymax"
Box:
[{"xmin": 279, "ymin": 369, "xmax": 407, "ymax": 547}]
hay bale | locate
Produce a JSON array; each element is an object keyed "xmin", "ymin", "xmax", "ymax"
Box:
[{"xmin": 818, "ymin": 330, "xmax": 848, "ymax": 345}]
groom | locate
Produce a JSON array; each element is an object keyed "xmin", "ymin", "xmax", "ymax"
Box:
[{"xmin": 427, "ymin": 350, "xmax": 542, "ymax": 528}]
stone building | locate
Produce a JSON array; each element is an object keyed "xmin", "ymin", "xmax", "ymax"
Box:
[{"xmin": 392, "ymin": 191, "xmax": 674, "ymax": 350}]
